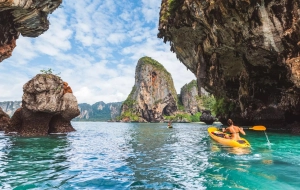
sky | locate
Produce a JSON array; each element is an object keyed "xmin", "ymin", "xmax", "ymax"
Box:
[{"xmin": 0, "ymin": 0, "xmax": 195, "ymax": 104}]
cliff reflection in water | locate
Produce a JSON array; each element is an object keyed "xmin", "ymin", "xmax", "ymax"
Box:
[{"xmin": 127, "ymin": 123, "xmax": 211, "ymax": 189}]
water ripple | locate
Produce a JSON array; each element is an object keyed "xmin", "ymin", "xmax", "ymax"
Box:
[{"xmin": 0, "ymin": 122, "xmax": 299, "ymax": 189}]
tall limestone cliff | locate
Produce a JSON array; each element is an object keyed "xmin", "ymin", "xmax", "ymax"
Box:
[
  {"xmin": 0, "ymin": 0, "xmax": 62, "ymax": 62},
  {"xmin": 121, "ymin": 57, "xmax": 178, "ymax": 122},
  {"xmin": 158, "ymin": 0, "xmax": 300, "ymax": 132},
  {"xmin": 180, "ymin": 80, "xmax": 209, "ymax": 114},
  {"xmin": 75, "ymin": 101, "xmax": 122, "ymax": 121}
]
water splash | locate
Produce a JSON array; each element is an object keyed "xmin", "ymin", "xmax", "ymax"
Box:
[{"xmin": 264, "ymin": 131, "xmax": 271, "ymax": 147}]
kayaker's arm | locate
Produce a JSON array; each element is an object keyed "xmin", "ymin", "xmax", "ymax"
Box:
[{"xmin": 239, "ymin": 127, "xmax": 246, "ymax": 135}]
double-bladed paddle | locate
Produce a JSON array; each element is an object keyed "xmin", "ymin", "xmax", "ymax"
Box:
[{"xmin": 244, "ymin": 125, "xmax": 266, "ymax": 131}]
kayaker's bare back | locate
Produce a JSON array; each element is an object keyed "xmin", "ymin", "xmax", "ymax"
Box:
[
  {"xmin": 227, "ymin": 125, "xmax": 245, "ymax": 140},
  {"xmin": 222, "ymin": 119, "xmax": 246, "ymax": 140}
]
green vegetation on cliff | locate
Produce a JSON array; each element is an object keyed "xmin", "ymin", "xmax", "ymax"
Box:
[
  {"xmin": 120, "ymin": 110, "xmax": 139, "ymax": 121},
  {"xmin": 181, "ymin": 80, "xmax": 197, "ymax": 93},
  {"xmin": 120, "ymin": 86, "xmax": 139, "ymax": 121},
  {"xmin": 199, "ymin": 94, "xmax": 216, "ymax": 114},
  {"xmin": 137, "ymin": 57, "xmax": 170, "ymax": 74},
  {"xmin": 160, "ymin": 0, "xmax": 182, "ymax": 22},
  {"xmin": 40, "ymin": 68, "xmax": 61, "ymax": 77},
  {"xmin": 176, "ymin": 94, "xmax": 184, "ymax": 111},
  {"xmin": 212, "ymin": 97, "xmax": 235, "ymax": 116},
  {"xmin": 164, "ymin": 111, "xmax": 201, "ymax": 122},
  {"xmin": 123, "ymin": 86, "xmax": 136, "ymax": 107}
]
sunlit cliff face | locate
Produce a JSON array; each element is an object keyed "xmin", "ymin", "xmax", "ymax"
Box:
[
  {"xmin": 0, "ymin": 0, "xmax": 62, "ymax": 62},
  {"xmin": 158, "ymin": 0, "xmax": 300, "ymax": 129},
  {"xmin": 121, "ymin": 57, "xmax": 178, "ymax": 122}
]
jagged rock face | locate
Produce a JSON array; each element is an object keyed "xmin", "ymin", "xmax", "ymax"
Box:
[
  {"xmin": 121, "ymin": 57, "xmax": 178, "ymax": 122},
  {"xmin": 180, "ymin": 80, "xmax": 201, "ymax": 114},
  {"xmin": 109, "ymin": 102, "xmax": 122, "ymax": 120},
  {"xmin": 0, "ymin": 0, "xmax": 62, "ymax": 62},
  {"xmin": 0, "ymin": 101, "xmax": 21, "ymax": 117},
  {"xmin": 75, "ymin": 101, "xmax": 122, "ymax": 121},
  {"xmin": 0, "ymin": 107, "xmax": 10, "ymax": 130},
  {"xmin": 77, "ymin": 103, "xmax": 92, "ymax": 119},
  {"xmin": 6, "ymin": 74, "xmax": 80, "ymax": 136},
  {"xmin": 158, "ymin": 0, "xmax": 300, "ymax": 129}
]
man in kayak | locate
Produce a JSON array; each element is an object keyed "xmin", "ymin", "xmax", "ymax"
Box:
[{"xmin": 222, "ymin": 119, "xmax": 246, "ymax": 140}]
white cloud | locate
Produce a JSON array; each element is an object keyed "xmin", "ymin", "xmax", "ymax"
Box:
[
  {"xmin": 107, "ymin": 33, "xmax": 126, "ymax": 44},
  {"xmin": 0, "ymin": 0, "xmax": 196, "ymax": 105},
  {"xmin": 6, "ymin": 37, "xmax": 37, "ymax": 65}
]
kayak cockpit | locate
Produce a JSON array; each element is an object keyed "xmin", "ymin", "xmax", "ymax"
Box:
[{"xmin": 208, "ymin": 127, "xmax": 251, "ymax": 148}]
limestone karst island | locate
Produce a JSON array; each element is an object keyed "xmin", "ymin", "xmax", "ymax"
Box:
[{"xmin": 0, "ymin": 0, "xmax": 300, "ymax": 189}]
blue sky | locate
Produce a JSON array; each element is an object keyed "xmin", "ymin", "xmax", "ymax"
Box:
[{"xmin": 0, "ymin": 0, "xmax": 195, "ymax": 104}]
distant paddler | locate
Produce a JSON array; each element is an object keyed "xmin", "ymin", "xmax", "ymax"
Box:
[{"xmin": 168, "ymin": 120, "xmax": 173, "ymax": 128}]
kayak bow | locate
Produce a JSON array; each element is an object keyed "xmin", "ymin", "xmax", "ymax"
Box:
[{"xmin": 208, "ymin": 126, "xmax": 251, "ymax": 148}]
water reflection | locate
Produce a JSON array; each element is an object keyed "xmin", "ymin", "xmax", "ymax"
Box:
[
  {"xmin": 127, "ymin": 123, "xmax": 211, "ymax": 189},
  {"xmin": 61, "ymin": 122, "xmax": 135, "ymax": 189},
  {"xmin": 0, "ymin": 123, "xmax": 299, "ymax": 189},
  {"xmin": 210, "ymin": 143, "xmax": 252, "ymax": 155},
  {"xmin": 0, "ymin": 133, "xmax": 70, "ymax": 189},
  {"xmin": 226, "ymin": 147, "xmax": 251, "ymax": 155}
]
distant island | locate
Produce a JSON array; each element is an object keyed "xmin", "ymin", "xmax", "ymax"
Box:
[
  {"xmin": 0, "ymin": 101, "xmax": 123, "ymax": 122},
  {"xmin": 74, "ymin": 101, "xmax": 123, "ymax": 121}
]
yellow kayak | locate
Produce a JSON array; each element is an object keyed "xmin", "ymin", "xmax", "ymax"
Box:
[{"xmin": 208, "ymin": 126, "xmax": 251, "ymax": 148}]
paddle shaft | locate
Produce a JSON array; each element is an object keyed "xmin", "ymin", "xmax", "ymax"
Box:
[{"xmin": 221, "ymin": 125, "xmax": 266, "ymax": 131}]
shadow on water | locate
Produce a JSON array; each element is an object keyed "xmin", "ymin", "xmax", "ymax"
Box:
[{"xmin": 0, "ymin": 133, "xmax": 71, "ymax": 189}]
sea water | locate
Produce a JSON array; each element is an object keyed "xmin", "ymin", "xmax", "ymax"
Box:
[{"xmin": 0, "ymin": 122, "xmax": 299, "ymax": 189}]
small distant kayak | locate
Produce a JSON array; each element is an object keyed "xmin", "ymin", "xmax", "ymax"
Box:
[
  {"xmin": 208, "ymin": 126, "xmax": 250, "ymax": 148},
  {"xmin": 168, "ymin": 125, "xmax": 173, "ymax": 128}
]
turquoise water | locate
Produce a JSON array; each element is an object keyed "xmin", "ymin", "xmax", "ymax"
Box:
[{"xmin": 0, "ymin": 122, "xmax": 300, "ymax": 189}]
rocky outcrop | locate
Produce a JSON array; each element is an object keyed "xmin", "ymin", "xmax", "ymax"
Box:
[
  {"xmin": 0, "ymin": 107, "xmax": 10, "ymax": 130},
  {"xmin": 6, "ymin": 74, "xmax": 80, "ymax": 136},
  {"xmin": 121, "ymin": 56, "xmax": 178, "ymax": 122},
  {"xmin": 158, "ymin": 0, "xmax": 300, "ymax": 129},
  {"xmin": 0, "ymin": 101, "xmax": 21, "ymax": 117},
  {"xmin": 0, "ymin": 0, "xmax": 62, "ymax": 62},
  {"xmin": 180, "ymin": 80, "xmax": 208, "ymax": 114},
  {"xmin": 75, "ymin": 101, "xmax": 122, "ymax": 121},
  {"xmin": 200, "ymin": 110, "xmax": 216, "ymax": 125}
]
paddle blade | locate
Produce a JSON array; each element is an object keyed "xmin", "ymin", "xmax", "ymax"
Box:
[{"xmin": 249, "ymin": 125, "xmax": 266, "ymax": 131}]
